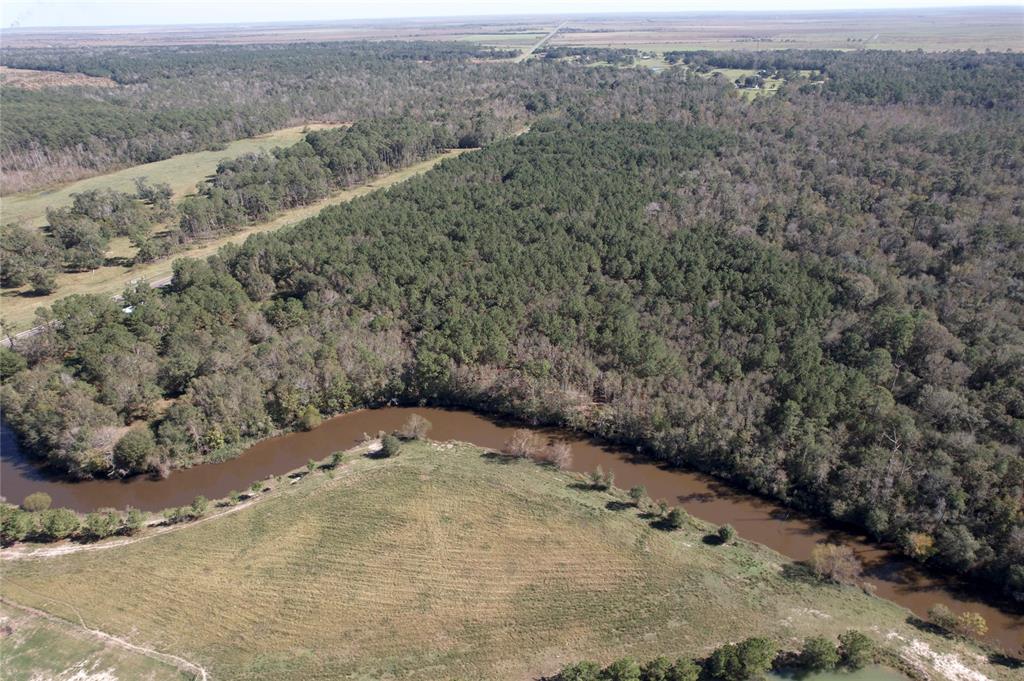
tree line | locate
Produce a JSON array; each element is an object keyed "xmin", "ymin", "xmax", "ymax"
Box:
[{"xmin": 552, "ymin": 631, "xmax": 874, "ymax": 681}]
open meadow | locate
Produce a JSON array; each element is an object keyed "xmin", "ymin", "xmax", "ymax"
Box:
[{"xmin": 0, "ymin": 442, "xmax": 1010, "ymax": 681}]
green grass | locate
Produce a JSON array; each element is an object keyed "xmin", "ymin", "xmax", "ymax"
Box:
[
  {"xmin": 0, "ymin": 602, "xmax": 192, "ymax": 680},
  {"xmin": 0, "ymin": 442, "xmax": 1009, "ymax": 681},
  {"xmin": 1, "ymin": 124, "xmax": 339, "ymax": 230}
]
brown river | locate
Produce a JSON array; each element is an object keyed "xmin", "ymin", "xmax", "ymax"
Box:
[{"xmin": 1, "ymin": 407, "xmax": 1020, "ymax": 651}]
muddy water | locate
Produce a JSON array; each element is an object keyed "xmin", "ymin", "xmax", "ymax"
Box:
[{"xmin": 1, "ymin": 407, "xmax": 1020, "ymax": 651}]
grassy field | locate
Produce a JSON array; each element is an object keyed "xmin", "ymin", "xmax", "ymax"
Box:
[
  {"xmin": 0, "ymin": 602, "xmax": 192, "ymax": 680},
  {"xmin": 0, "ymin": 441, "xmax": 1008, "ymax": 681},
  {"xmin": 1, "ymin": 123, "xmax": 340, "ymax": 228},
  {"xmin": 0, "ymin": 149, "xmax": 469, "ymax": 332}
]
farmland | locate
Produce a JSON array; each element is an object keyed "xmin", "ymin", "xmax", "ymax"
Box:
[{"xmin": 0, "ymin": 441, "xmax": 1010, "ymax": 681}]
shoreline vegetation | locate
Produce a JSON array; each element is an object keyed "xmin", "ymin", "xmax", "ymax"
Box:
[{"xmin": 0, "ymin": 437, "xmax": 1012, "ymax": 681}]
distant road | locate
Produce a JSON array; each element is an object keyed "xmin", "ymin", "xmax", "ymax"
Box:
[
  {"xmin": 515, "ymin": 21, "xmax": 567, "ymax": 63},
  {"xmin": 1, "ymin": 276, "xmax": 174, "ymax": 349}
]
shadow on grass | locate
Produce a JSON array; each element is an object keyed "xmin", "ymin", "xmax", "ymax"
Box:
[
  {"xmin": 480, "ymin": 450, "xmax": 518, "ymax": 465},
  {"xmin": 650, "ymin": 518, "xmax": 682, "ymax": 532},
  {"xmin": 780, "ymin": 562, "xmax": 820, "ymax": 586},
  {"xmin": 605, "ymin": 500, "xmax": 634, "ymax": 511},
  {"xmin": 702, "ymin": 533, "xmax": 725, "ymax": 546}
]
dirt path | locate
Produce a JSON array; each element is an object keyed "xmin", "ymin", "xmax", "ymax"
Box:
[
  {"xmin": 1, "ymin": 596, "xmax": 208, "ymax": 680},
  {"xmin": 516, "ymin": 21, "xmax": 567, "ymax": 62}
]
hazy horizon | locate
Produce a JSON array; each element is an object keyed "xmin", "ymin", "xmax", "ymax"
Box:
[{"xmin": 3, "ymin": 0, "xmax": 1021, "ymax": 30}]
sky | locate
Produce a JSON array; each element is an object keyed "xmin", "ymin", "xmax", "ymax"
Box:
[{"xmin": 2, "ymin": 0, "xmax": 1021, "ymax": 29}]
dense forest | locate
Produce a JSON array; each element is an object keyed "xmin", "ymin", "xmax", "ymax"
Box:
[{"xmin": 1, "ymin": 48, "xmax": 1022, "ymax": 604}]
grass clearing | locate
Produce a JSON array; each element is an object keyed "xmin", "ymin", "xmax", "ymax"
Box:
[
  {"xmin": 0, "ymin": 441, "xmax": 1008, "ymax": 681},
  {"xmin": 0, "ymin": 149, "xmax": 469, "ymax": 332},
  {"xmin": 0, "ymin": 601, "xmax": 192, "ymax": 680},
  {"xmin": 1, "ymin": 123, "xmax": 341, "ymax": 228}
]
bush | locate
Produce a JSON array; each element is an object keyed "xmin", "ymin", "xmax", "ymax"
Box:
[
  {"xmin": 665, "ymin": 658, "xmax": 699, "ymax": 681},
  {"xmin": 113, "ymin": 428, "xmax": 156, "ymax": 473},
  {"xmin": 300, "ymin": 404, "xmax": 322, "ymax": 431},
  {"xmin": 331, "ymin": 451, "xmax": 344, "ymax": 467},
  {"xmin": 601, "ymin": 658, "xmax": 641, "ymax": 681},
  {"xmin": 810, "ymin": 543, "xmax": 862, "ymax": 585},
  {"xmin": 397, "ymin": 413, "xmax": 432, "ymax": 440},
  {"xmin": 22, "ymin": 492, "xmax": 52, "ymax": 512},
  {"xmin": 558, "ymin": 661, "xmax": 602, "ymax": 681},
  {"xmin": 381, "ymin": 434, "xmax": 401, "ymax": 457},
  {"xmin": 190, "ymin": 495, "xmax": 209, "ymax": 517},
  {"xmin": 1, "ymin": 505, "xmax": 34, "ymax": 544},
  {"xmin": 503, "ymin": 429, "xmax": 543, "ymax": 458},
  {"xmin": 837, "ymin": 630, "xmax": 873, "ymax": 669},
  {"xmin": 535, "ymin": 441, "xmax": 573, "ymax": 469},
  {"xmin": 953, "ymin": 611, "xmax": 988, "ymax": 639},
  {"xmin": 83, "ymin": 509, "xmax": 121, "ymax": 540},
  {"xmin": 718, "ymin": 524, "xmax": 736, "ymax": 543},
  {"xmin": 708, "ymin": 637, "xmax": 776, "ymax": 681},
  {"xmin": 928, "ymin": 603, "xmax": 957, "ymax": 631},
  {"xmin": 665, "ymin": 507, "xmax": 687, "ymax": 530},
  {"xmin": 38, "ymin": 508, "xmax": 80, "ymax": 541},
  {"xmin": 123, "ymin": 507, "xmax": 145, "ymax": 535},
  {"xmin": 628, "ymin": 486, "xmax": 646, "ymax": 506},
  {"xmin": 799, "ymin": 636, "xmax": 839, "ymax": 671},
  {"xmin": 640, "ymin": 657, "xmax": 673, "ymax": 681}
]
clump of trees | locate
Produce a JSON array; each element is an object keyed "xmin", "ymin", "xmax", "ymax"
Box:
[
  {"xmin": 927, "ymin": 604, "xmax": 989, "ymax": 640},
  {"xmin": 554, "ymin": 632, "xmax": 874, "ymax": 681},
  {"xmin": 0, "ymin": 502, "xmax": 148, "ymax": 544}
]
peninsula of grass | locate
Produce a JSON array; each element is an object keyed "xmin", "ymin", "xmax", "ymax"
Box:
[{"xmin": 0, "ymin": 441, "xmax": 1009, "ymax": 680}]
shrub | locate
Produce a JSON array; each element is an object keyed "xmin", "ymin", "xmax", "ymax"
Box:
[
  {"xmin": 300, "ymin": 404, "xmax": 322, "ymax": 431},
  {"xmin": 306, "ymin": 459, "xmax": 317, "ymax": 474},
  {"xmin": 541, "ymin": 441, "xmax": 573, "ymax": 469},
  {"xmin": 954, "ymin": 612, "xmax": 988, "ymax": 639},
  {"xmin": 628, "ymin": 486, "xmax": 646, "ymax": 506},
  {"xmin": 331, "ymin": 451, "xmax": 344, "ymax": 467},
  {"xmin": 22, "ymin": 492, "xmax": 52, "ymax": 512},
  {"xmin": 0, "ymin": 505, "xmax": 34, "ymax": 544},
  {"xmin": 601, "ymin": 658, "xmax": 641, "ymax": 681},
  {"xmin": 163, "ymin": 506, "xmax": 191, "ymax": 524},
  {"xmin": 810, "ymin": 543, "xmax": 862, "ymax": 585},
  {"xmin": 228, "ymin": 490, "xmax": 242, "ymax": 505},
  {"xmin": 123, "ymin": 507, "xmax": 145, "ymax": 535},
  {"xmin": 640, "ymin": 657, "xmax": 673, "ymax": 681},
  {"xmin": 190, "ymin": 495, "xmax": 209, "ymax": 517},
  {"xmin": 83, "ymin": 509, "xmax": 121, "ymax": 540},
  {"xmin": 718, "ymin": 524, "xmax": 736, "ymax": 543},
  {"xmin": 558, "ymin": 661, "xmax": 602, "ymax": 681},
  {"xmin": 666, "ymin": 658, "xmax": 700, "ymax": 681},
  {"xmin": 250, "ymin": 481, "xmax": 263, "ymax": 494},
  {"xmin": 928, "ymin": 603, "xmax": 957, "ymax": 631},
  {"xmin": 665, "ymin": 507, "xmax": 687, "ymax": 530},
  {"xmin": 708, "ymin": 637, "xmax": 776, "ymax": 681},
  {"xmin": 38, "ymin": 508, "xmax": 80, "ymax": 541},
  {"xmin": 589, "ymin": 466, "xmax": 614, "ymax": 490},
  {"xmin": 799, "ymin": 636, "xmax": 839, "ymax": 671},
  {"xmin": 381, "ymin": 434, "xmax": 401, "ymax": 457},
  {"xmin": 113, "ymin": 428, "xmax": 156, "ymax": 473},
  {"xmin": 837, "ymin": 630, "xmax": 873, "ymax": 669},
  {"xmin": 397, "ymin": 413, "xmax": 432, "ymax": 440},
  {"xmin": 503, "ymin": 429, "xmax": 543, "ymax": 458}
]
